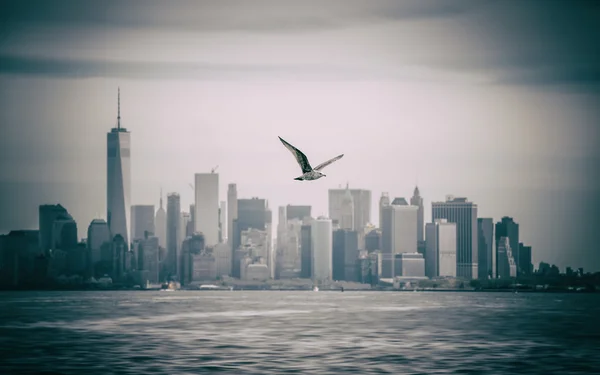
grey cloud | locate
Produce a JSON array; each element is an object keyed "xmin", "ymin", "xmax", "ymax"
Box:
[
  {"xmin": 450, "ymin": 1, "xmax": 600, "ymax": 90},
  {"xmin": 2, "ymin": 0, "xmax": 600, "ymax": 92},
  {"xmin": 0, "ymin": 0, "xmax": 481, "ymax": 35},
  {"xmin": 0, "ymin": 54, "xmax": 373, "ymax": 81}
]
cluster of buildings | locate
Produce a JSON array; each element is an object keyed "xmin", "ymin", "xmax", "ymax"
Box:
[{"xmin": 0, "ymin": 90, "xmax": 534, "ymax": 288}]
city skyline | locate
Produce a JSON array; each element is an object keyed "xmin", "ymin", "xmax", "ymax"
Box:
[{"xmin": 1, "ymin": 0, "xmax": 599, "ymax": 272}]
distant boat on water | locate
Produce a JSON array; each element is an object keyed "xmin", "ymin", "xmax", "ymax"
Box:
[{"xmin": 160, "ymin": 281, "xmax": 180, "ymax": 291}]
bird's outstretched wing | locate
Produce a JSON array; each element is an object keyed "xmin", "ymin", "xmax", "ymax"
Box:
[
  {"xmin": 314, "ymin": 154, "xmax": 344, "ymax": 171},
  {"xmin": 278, "ymin": 136, "xmax": 313, "ymax": 173}
]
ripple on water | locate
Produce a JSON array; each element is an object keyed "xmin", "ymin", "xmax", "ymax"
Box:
[{"xmin": 0, "ymin": 291, "xmax": 599, "ymax": 375}]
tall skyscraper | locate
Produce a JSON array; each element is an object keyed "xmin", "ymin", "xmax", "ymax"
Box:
[
  {"xmin": 311, "ymin": 217, "xmax": 332, "ymax": 282},
  {"xmin": 477, "ymin": 218, "xmax": 494, "ymax": 279},
  {"xmin": 380, "ymin": 198, "xmax": 418, "ymax": 278},
  {"xmin": 410, "ymin": 186, "xmax": 424, "ymax": 242},
  {"xmin": 495, "ymin": 217, "xmax": 520, "ymax": 275},
  {"xmin": 189, "ymin": 204, "xmax": 195, "ymax": 231},
  {"xmin": 300, "ymin": 224, "xmax": 312, "ymax": 278},
  {"xmin": 155, "ymin": 191, "xmax": 166, "ymax": 249},
  {"xmin": 235, "ymin": 198, "xmax": 268, "ymax": 251},
  {"xmin": 87, "ymin": 219, "xmax": 111, "ymax": 274},
  {"xmin": 138, "ymin": 235, "xmax": 159, "ymax": 284},
  {"xmin": 497, "ymin": 237, "xmax": 517, "ymax": 278},
  {"xmin": 131, "ymin": 205, "xmax": 155, "ymax": 241},
  {"xmin": 340, "ymin": 186, "xmax": 354, "ymax": 230},
  {"xmin": 166, "ymin": 193, "xmax": 181, "ymax": 278},
  {"xmin": 180, "ymin": 212, "xmax": 191, "ymax": 243},
  {"xmin": 332, "ymin": 229, "xmax": 359, "ymax": 281},
  {"xmin": 219, "ymin": 201, "xmax": 227, "ymax": 243},
  {"xmin": 194, "ymin": 172, "xmax": 219, "ymax": 246},
  {"xmin": 379, "ymin": 192, "xmax": 390, "ymax": 229},
  {"xmin": 432, "ymin": 196, "xmax": 478, "ymax": 279},
  {"xmin": 51, "ymin": 213, "xmax": 78, "ymax": 251},
  {"xmin": 107, "ymin": 88, "xmax": 131, "ymax": 246},
  {"xmin": 425, "ymin": 219, "xmax": 457, "ymax": 278},
  {"xmin": 328, "ymin": 186, "xmax": 371, "ymax": 232},
  {"xmin": 227, "ymin": 183, "xmax": 238, "ymax": 248},
  {"xmin": 518, "ymin": 243, "xmax": 533, "ymax": 276},
  {"xmin": 38, "ymin": 204, "xmax": 69, "ymax": 254}
]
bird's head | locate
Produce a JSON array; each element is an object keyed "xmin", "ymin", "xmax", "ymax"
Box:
[{"xmin": 318, "ymin": 172, "xmax": 326, "ymax": 177}]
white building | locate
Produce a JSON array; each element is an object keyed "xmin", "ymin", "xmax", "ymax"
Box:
[
  {"xmin": 432, "ymin": 196, "xmax": 478, "ymax": 279},
  {"xmin": 328, "ymin": 187, "xmax": 371, "ymax": 233},
  {"xmin": 107, "ymin": 88, "xmax": 131, "ymax": 245},
  {"xmin": 381, "ymin": 199, "xmax": 418, "ymax": 277},
  {"xmin": 194, "ymin": 172, "xmax": 219, "ymax": 246},
  {"xmin": 214, "ymin": 242, "xmax": 231, "ymax": 277},
  {"xmin": 245, "ymin": 263, "xmax": 270, "ymax": 280},
  {"xmin": 394, "ymin": 253, "xmax": 425, "ymax": 277},
  {"xmin": 425, "ymin": 219, "xmax": 457, "ymax": 278},
  {"xmin": 311, "ymin": 217, "xmax": 332, "ymax": 281},
  {"xmin": 390, "ymin": 199, "xmax": 418, "ymax": 254}
]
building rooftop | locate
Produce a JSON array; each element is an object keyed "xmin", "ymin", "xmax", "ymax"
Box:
[{"xmin": 391, "ymin": 197, "xmax": 408, "ymax": 206}]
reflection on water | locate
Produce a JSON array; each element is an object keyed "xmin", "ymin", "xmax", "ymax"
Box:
[{"xmin": 1, "ymin": 291, "xmax": 599, "ymax": 374}]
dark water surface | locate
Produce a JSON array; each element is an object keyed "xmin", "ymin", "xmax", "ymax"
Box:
[{"xmin": 1, "ymin": 291, "xmax": 600, "ymax": 374}]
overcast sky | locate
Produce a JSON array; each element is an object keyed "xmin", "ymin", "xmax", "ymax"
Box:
[{"xmin": 1, "ymin": 0, "xmax": 599, "ymax": 271}]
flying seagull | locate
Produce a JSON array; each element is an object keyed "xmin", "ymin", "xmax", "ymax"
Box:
[{"xmin": 278, "ymin": 136, "xmax": 344, "ymax": 181}]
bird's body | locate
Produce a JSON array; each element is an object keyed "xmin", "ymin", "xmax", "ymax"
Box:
[
  {"xmin": 278, "ymin": 136, "xmax": 344, "ymax": 181},
  {"xmin": 294, "ymin": 170, "xmax": 324, "ymax": 181}
]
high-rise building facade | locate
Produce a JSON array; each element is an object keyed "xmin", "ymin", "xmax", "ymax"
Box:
[
  {"xmin": 380, "ymin": 199, "xmax": 418, "ymax": 278},
  {"xmin": 227, "ymin": 183, "xmax": 238, "ymax": 248},
  {"xmin": 131, "ymin": 205, "xmax": 155, "ymax": 241},
  {"xmin": 38, "ymin": 204, "xmax": 69, "ymax": 254},
  {"xmin": 328, "ymin": 187, "xmax": 371, "ymax": 232},
  {"xmin": 432, "ymin": 196, "xmax": 478, "ymax": 279},
  {"xmin": 425, "ymin": 219, "xmax": 457, "ymax": 278},
  {"xmin": 410, "ymin": 186, "xmax": 424, "ymax": 242},
  {"xmin": 155, "ymin": 191, "xmax": 167, "ymax": 249},
  {"xmin": 394, "ymin": 253, "xmax": 425, "ymax": 277},
  {"xmin": 477, "ymin": 218, "xmax": 494, "ymax": 279},
  {"xmin": 286, "ymin": 205, "xmax": 311, "ymax": 221},
  {"xmin": 166, "ymin": 193, "xmax": 181, "ymax": 278},
  {"xmin": 332, "ymin": 229, "xmax": 359, "ymax": 281},
  {"xmin": 497, "ymin": 236, "xmax": 517, "ymax": 278},
  {"xmin": 107, "ymin": 88, "xmax": 131, "ymax": 246},
  {"xmin": 340, "ymin": 187, "xmax": 354, "ymax": 230},
  {"xmin": 219, "ymin": 201, "xmax": 227, "ymax": 243},
  {"xmin": 518, "ymin": 243, "xmax": 533, "ymax": 276},
  {"xmin": 138, "ymin": 235, "xmax": 159, "ymax": 284},
  {"xmin": 495, "ymin": 217, "xmax": 520, "ymax": 275},
  {"xmin": 311, "ymin": 217, "xmax": 332, "ymax": 282},
  {"xmin": 235, "ymin": 198, "xmax": 268, "ymax": 251},
  {"xmin": 379, "ymin": 192, "xmax": 390, "ymax": 229},
  {"xmin": 300, "ymin": 224, "xmax": 312, "ymax": 278},
  {"xmin": 194, "ymin": 172, "xmax": 219, "ymax": 246},
  {"xmin": 87, "ymin": 219, "xmax": 111, "ymax": 273},
  {"xmin": 51, "ymin": 213, "xmax": 78, "ymax": 251}
]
